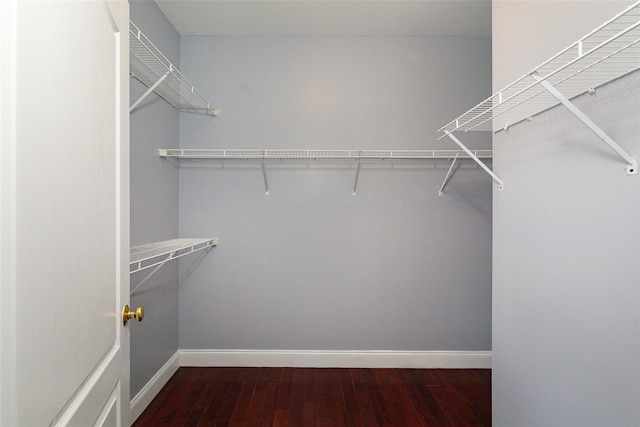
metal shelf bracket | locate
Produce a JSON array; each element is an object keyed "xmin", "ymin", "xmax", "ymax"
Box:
[
  {"xmin": 130, "ymin": 70, "xmax": 170, "ymax": 113},
  {"xmin": 352, "ymin": 158, "xmax": 362, "ymax": 196},
  {"xmin": 531, "ymin": 71, "xmax": 638, "ymax": 175},
  {"xmin": 129, "ymin": 238, "xmax": 218, "ymax": 295},
  {"xmin": 130, "ymin": 252, "xmax": 175, "ymax": 295},
  {"xmin": 261, "ymin": 156, "xmax": 270, "ymax": 196},
  {"xmin": 438, "ymin": 152, "xmax": 460, "ymax": 196},
  {"xmin": 443, "ymin": 131, "xmax": 504, "ymax": 190}
]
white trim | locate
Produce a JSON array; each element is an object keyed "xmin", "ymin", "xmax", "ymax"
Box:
[
  {"xmin": 179, "ymin": 349, "xmax": 492, "ymax": 369},
  {"xmin": 130, "ymin": 351, "xmax": 180, "ymax": 423},
  {"xmin": 0, "ymin": 0, "xmax": 18, "ymax": 424},
  {"xmin": 52, "ymin": 346, "xmax": 121, "ymax": 426}
]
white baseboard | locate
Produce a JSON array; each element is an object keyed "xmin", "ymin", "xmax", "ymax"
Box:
[
  {"xmin": 179, "ymin": 349, "xmax": 491, "ymax": 369},
  {"xmin": 130, "ymin": 351, "xmax": 180, "ymax": 423}
]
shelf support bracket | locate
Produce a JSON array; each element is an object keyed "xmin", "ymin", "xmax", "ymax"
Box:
[
  {"xmin": 130, "ymin": 252, "xmax": 174, "ymax": 295},
  {"xmin": 352, "ymin": 159, "xmax": 362, "ymax": 196},
  {"xmin": 130, "ymin": 70, "xmax": 170, "ymax": 113},
  {"xmin": 443, "ymin": 130, "xmax": 504, "ymax": 189},
  {"xmin": 438, "ymin": 152, "xmax": 460, "ymax": 196},
  {"xmin": 261, "ymin": 156, "xmax": 270, "ymax": 196},
  {"xmin": 531, "ymin": 71, "xmax": 637, "ymax": 175}
]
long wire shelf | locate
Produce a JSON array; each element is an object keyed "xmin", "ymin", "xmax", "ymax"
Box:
[
  {"xmin": 437, "ymin": 1, "xmax": 640, "ymax": 187},
  {"xmin": 158, "ymin": 148, "xmax": 492, "ymax": 196},
  {"xmin": 129, "ymin": 21, "xmax": 219, "ymax": 116},
  {"xmin": 439, "ymin": 0, "xmax": 640, "ymax": 135},
  {"xmin": 157, "ymin": 148, "xmax": 493, "ymax": 162},
  {"xmin": 130, "ymin": 238, "xmax": 218, "ymax": 275}
]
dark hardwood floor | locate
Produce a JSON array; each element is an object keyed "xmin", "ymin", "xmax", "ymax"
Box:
[{"xmin": 133, "ymin": 367, "xmax": 491, "ymax": 426}]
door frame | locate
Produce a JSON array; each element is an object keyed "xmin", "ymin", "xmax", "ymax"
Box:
[{"xmin": 0, "ymin": 0, "xmax": 19, "ymax": 424}]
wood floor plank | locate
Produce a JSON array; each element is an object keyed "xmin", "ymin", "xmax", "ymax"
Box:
[
  {"xmin": 349, "ymin": 368, "xmax": 381, "ymax": 426},
  {"xmin": 425, "ymin": 382, "xmax": 467, "ymax": 426},
  {"xmin": 192, "ymin": 367, "xmax": 236, "ymax": 425},
  {"xmin": 257, "ymin": 382, "xmax": 280, "ymax": 427},
  {"xmin": 182, "ymin": 368, "xmax": 225, "ymax": 427},
  {"xmin": 339, "ymin": 367, "xmax": 364, "ymax": 427},
  {"xmin": 153, "ymin": 367, "xmax": 210, "ymax": 425},
  {"xmin": 229, "ymin": 367, "xmax": 260, "ymax": 424},
  {"xmin": 316, "ymin": 368, "xmax": 334, "ymax": 423},
  {"xmin": 288, "ymin": 367, "xmax": 308, "ymax": 426},
  {"xmin": 243, "ymin": 368, "xmax": 274, "ymax": 426},
  {"xmin": 301, "ymin": 368, "xmax": 318, "ymax": 427},
  {"xmin": 133, "ymin": 368, "xmax": 191, "ymax": 426},
  {"xmin": 200, "ymin": 367, "xmax": 251, "ymax": 426},
  {"xmin": 356, "ymin": 368, "xmax": 393, "ymax": 425},
  {"xmin": 325, "ymin": 369, "xmax": 347, "ymax": 427},
  {"xmin": 374, "ymin": 369, "xmax": 423, "ymax": 427},
  {"xmin": 133, "ymin": 367, "xmax": 491, "ymax": 427},
  {"xmin": 434, "ymin": 369, "xmax": 491, "ymax": 427},
  {"xmin": 395, "ymin": 368, "xmax": 453, "ymax": 426},
  {"xmin": 272, "ymin": 367, "xmax": 294, "ymax": 427}
]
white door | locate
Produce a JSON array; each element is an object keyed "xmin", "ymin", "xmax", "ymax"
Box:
[{"xmin": 1, "ymin": 1, "xmax": 131, "ymax": 426}]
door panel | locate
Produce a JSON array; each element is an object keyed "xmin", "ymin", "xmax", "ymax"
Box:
[
  {"xmin": 2, "ymin": 0, "xmax": 130, "ymax": 425},
  {"xmin": 53, "ymin": 347, "xmax": 121, "ymax": 426}
]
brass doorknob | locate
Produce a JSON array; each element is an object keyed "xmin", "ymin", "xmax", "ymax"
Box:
[{"xmin": 123, "ymin": 304, "xmax": 145, "ymax": 325}]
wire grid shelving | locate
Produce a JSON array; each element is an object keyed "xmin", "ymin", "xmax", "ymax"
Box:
[
  {"xmin": 439, "ymin": 0, "xmax": 640, "ymax": 135},
  {"xmin": 157, "ymin": 148, "xmax": 493, "ymax": 196},
  {"xmin": 157, "ymin": 148, "xmax": 493, "ymax": 162},
  {"xmin": 130, "ymin": 238, "xmax": 218, "ymax": 275},
  {"xmin": 129, "ymin": 21, "xmax": 219, "ymax": 116}
]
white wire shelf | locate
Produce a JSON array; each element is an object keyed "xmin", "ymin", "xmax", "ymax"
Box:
[
  {"xmin": 438, "ymin": 1, "xmax": 640, "ymax": 186},
  {"xmin": 157, "ymin": 148, "xmax": 493, "ymax": 162},
  {"xmin": 129, "ymin": 21, "xmax": 219, "ymax": 116},
  {"xmin": 439, "ymin": 0, "xmax": 640, "ymax": 135},
  {"xmin": 130, "ymin": 238, "xmax": 218, "ymax": 275},
  {"xmin": 158, "ymin": 148, "xmax": 492, "ymax": 196}
]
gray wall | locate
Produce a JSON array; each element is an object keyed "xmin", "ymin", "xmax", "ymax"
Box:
[
  {"xmin": 129, "ymin": 1, "xmax": 180, "ymax": 398},
  {"xmin": 492, "ymin": 1, "xmax": 640, "ymax": 425},
  {"xmin": 177, "ymin": 36, "xmax": 494, "ymax": 351}
]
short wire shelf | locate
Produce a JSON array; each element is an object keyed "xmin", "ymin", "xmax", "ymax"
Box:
[
  {"xmin": 129, "ymin": 21, "xmax": 219, "ymax": 116},
  {"xmin": 130, "ymin": 238, "xmax": 218, "ymax": 275},
  {"xmin": 439, "ymin": 0, "xmax": 640, "ymax": 135}
]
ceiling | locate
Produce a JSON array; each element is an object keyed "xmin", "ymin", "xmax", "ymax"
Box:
[{"xmin": 155, "ymin": 0, "xmax": 491, "ymax": 37}]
